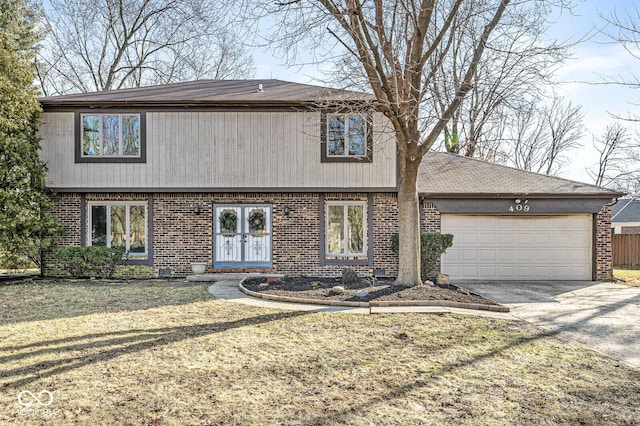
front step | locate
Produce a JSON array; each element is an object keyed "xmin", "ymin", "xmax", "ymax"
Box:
[{"xmin": 187, "ymin": 272, "xmax": 285, "ymax": 282}]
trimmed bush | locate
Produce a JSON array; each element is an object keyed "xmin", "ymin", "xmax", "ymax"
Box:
[
  {"xmin": 391, "ymin": 233, "xmax": 454, "ymax": 280},
  {"xmin": 55, "ymin": 246, "xmax": 126, "ymax": 278}
]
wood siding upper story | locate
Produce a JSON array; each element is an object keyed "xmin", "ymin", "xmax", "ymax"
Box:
[{"xmin": 39, "ymin": 111, "xmax": 397, "ymax": 191}]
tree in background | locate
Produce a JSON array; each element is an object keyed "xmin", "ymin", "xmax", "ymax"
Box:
[
  {"xmin": 506, "ymin": 95, "xmax": 584, "ymax": 175},
  {"xmin": 587, "ymin": 123, "xmax": 640, "ymax": 196},
  {"xmin": 0, "ymin": 0, "xmax": 63, "ymax": 273},
  {"xmin": 430, "ymin": 2, "xmax": 573, "ymax": 167},
  {"xmin": 602, "ymin": 5, "xmax": 640, "ymax": 122},
  {"xmin": 36, "ymin": 0, "xmax": 255, "ymax": 95}
]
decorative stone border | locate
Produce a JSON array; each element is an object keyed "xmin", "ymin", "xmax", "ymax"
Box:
[{"xmin": 238, "ymin": 278, "xmax": 510, "ymax": 313}]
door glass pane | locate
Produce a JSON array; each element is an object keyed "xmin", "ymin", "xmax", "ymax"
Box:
[
  {"xmin": 348, "ymin": 115, "xmax": 366, "ymax": 156},
  {"xmin": 129, "ymin": 205, "xmax": 146, "ymax": 254},
  {"xmin": 102, "ymin": 115, "xmax": 120, "ymax": 155},
  {"xmin": 122, "ymin": 115, "xmax": 140, "ymax": 156},
  {"xmin": 347, "ymin": 205, "xmax": 364, "ymax": 254},
  {"xmin": 327, "ymin": 115, "xmax": 345, "ymax": 155},
  {"xmin": 110, "ymin": 205, "xmax": 126, "ymax": 249},
  {"xmin": 327, "ymin": 205, "xmax": 345, "ymax": 254},
  {"xmin": 91, "ymin": 205, "xmax": 107, "ymax": 246},
  {"xmin": 82, "ymin": 115, "xmax": 100, "ymax": 156}
]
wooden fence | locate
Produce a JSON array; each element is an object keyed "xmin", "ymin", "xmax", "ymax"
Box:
[{"xmin": 612, "ymin": 234, "xmax": 640, "ymax": 268}]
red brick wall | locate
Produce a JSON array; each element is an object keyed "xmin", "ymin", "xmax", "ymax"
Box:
[
  {"xmin": 595, "ymin": 204, "xmax": 614, "ymax": 281},
  {"xmin": 44, "ymin": 193, "xmax": 82, "ymax": 274},
  {"xmin": 47, "ymin": 192, "xmax": 400, "ymax": 277},
  {"xmin": 420, "ymin": 201, "xmax": 440, "ymax": 233},
  {"xmin": 46, "ymin": 193, "xmax": 615, "ymax": 281}
]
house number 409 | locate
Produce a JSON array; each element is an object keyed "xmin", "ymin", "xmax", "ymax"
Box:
[{"xmin": 508, "ymin": 199, "xmax": 530, "ymax": 212}]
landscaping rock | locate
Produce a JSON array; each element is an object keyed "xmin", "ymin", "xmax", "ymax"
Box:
[
  {"xmin": 342, "ymin": 267, "xmax": 359, "ymax": 285},
  {"xmin": 436, "ymin": 273, "xmax": 450, "ymax": 285},
  {"xmin": 310, "ymin": 281, "xmax": 323, "ymax": 289},
  {"xmin": 457, "ymin": 287, "xmax": 470, "ymax": 295},
  {"xmin": 330, "ymin": 286, "xmax": 345, "ymax": 295},
  {"xmin": 258, "ymin": 282, "xmax": 269, "ymax": 288},
  {"xmin": 423, "ymin": 280, "xmax": 435, "ymax": 286},
  {"xmin": 355, "ymin": 289, "xmax": 369, "ymax": 298}
]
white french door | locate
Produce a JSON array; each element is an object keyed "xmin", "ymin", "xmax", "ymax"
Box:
[{"xmin": 213, "ymin": 205, "xmax": 272, "ymax": 268}]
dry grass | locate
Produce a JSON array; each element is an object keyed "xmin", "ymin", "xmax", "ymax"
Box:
[
  {"xmin": 614, "ymin": 269, "xmax": 640, "ymax": 287},
  {"xmin": 1, "ymin": 280, "xmax": 639, "ymax": 425}
]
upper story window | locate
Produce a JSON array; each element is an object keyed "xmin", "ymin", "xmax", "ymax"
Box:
[
  {"xmin": 321, "ymin": 112, "xmax": 373, "ymax": 163},
  {"xmin": 75, "ymin": 112, "xmax": 146, "ymax": 163}
]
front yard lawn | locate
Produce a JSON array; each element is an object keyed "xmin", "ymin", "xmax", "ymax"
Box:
[{"xmin": 1, "ymin": 280, "xmax": 639, "ymax": 425}]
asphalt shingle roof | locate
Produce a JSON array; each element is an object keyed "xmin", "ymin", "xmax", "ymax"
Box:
[
  {"xmin": 38, "ymin": 79, "xmax": 373, "ymax": 107},
  {"xmin": 418, "ymin": 152, "xmax": 622, "ymax": 197},
  {"xmin": 611, "ymin": 199, "xmax": 640, "ymax": 222}
]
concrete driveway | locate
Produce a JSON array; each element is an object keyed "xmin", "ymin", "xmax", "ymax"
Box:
[{"xmin": 458, "ymin": 281, "xmax": 640, "ymax": 369}]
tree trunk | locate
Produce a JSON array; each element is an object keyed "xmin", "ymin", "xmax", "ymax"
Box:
[{"xmin": 395, "ymin": 159, "xmax": 422, "ymax": 286}]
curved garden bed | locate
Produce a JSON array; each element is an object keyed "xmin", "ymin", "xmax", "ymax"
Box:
[{"xmin": 240, "ymin": 276, "xmax": 509, "ymax": 312}]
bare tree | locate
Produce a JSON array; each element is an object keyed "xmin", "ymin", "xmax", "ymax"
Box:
[
  {"xmin": 600, "ymin": 5, "xmax": 640, "ymax": 121},
  {"xmin": 504, "ymin": 95, "xmax": 583, "ymax": 175},
  {"xmin": 432, "ymin": 3, "xmax": 569, "ymax": 160},
  {"xmin": 587, "ymin": 123, "xmax": 639, "ymax": 195},
  {"xmin": 247, "ymin": 0, "xmax": 581, "ymax": 285},
  {"xmin": 36, "ymin": 0, "xmax": 255, "ymax": 95}
]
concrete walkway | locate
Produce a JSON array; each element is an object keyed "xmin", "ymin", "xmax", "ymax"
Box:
[
  {"xmin": 206, "ymin": 279, "xmax": 516, "ymax": 319},
  {"xmin": 458, "ymin": 281, "xmax": 640, "ymax": 369}
]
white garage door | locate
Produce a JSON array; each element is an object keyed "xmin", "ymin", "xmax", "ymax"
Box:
[{"xmin": 440, "ymin": 215, "xmax": 592, "ymax": 280}]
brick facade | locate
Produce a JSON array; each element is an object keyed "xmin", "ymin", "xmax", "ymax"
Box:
[
  {"xmin": 46, "ymin": 193, "xmax": 615, "ymax": 280},
  {"xmin": 595, "ymin": 204, "xmax": 614, "ymax": 281},
  {"xmin": 47, "ymin": 192, "xmax": 401, "ymax": 277}
]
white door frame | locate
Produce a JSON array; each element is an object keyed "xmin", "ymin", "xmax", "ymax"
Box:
[{"xmin": 213, "ymin": 204, "xmax": 272, "ymax": 268}]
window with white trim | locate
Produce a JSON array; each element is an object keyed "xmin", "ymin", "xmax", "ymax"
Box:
[
  {"xmin": 89, "ymin": 202, "xmax": 147, "ymax": 257},
  {"xmin": 81, "ymin": 113, "xmax": 141, "ymax": 157},
  {"xmin": 325, "ymin": 201, "xmax": 366, "ymax": 256}
]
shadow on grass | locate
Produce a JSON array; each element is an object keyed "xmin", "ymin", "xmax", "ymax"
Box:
[
  {"xmin": 0, "ymin": 309, "xmax": 311, "ymax": 390},
  {"xmin": 299, "ymin": 329, "xmax": 554, "ymax": 426},
  {"xmin": 0, "ymin": 280, "xmax": 211, "ymax": 325},
  {"xmin": 299, "ymin": 290, "xmax": 640, "ymax": 424}
]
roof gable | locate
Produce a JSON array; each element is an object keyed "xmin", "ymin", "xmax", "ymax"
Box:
[
  {"xmin": 418, "ymin": 152, "xmax": 622, "ymax": 198},
  {"xmin": 612, "ymin": 199, "xmax": 640, "ymax": 222},
  {"xmin": 38, "ymin": 79, "xmax": 374, "ymax": 108}
]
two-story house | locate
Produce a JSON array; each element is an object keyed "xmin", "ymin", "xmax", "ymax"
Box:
[{"xmin": 38, "ymin": 79, "xmax": 622, "ymax": 280}]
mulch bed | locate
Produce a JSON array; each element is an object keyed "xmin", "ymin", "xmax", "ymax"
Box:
[{"xmin": 243, "ymin": 276, "xmax": 498, "ymax": 305}]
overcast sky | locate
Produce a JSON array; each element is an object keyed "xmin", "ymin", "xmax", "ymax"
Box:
[{"xmin": 252, "ymin": 1, "xmax": 639, "ymax": 186}]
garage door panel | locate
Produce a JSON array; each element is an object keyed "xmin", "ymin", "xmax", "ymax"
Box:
[
  {"xmin": 496, "ymin": 266, "xmax": 515, "ymax": 278},
  {"xmin": 495, "ymin": 233, "xmax": 514, "ymax": 245},
  {"xmin": 515, "ymin": 266, "xmax": 535, "ymax": 278},
  {"xmin": 478, "ymin": 233, "xmax": 497, "ymax": 245},
  {"xmin": 478, "ymin": 249, "xmax": 496, "ymax": 261},
  {"xmin": 551, "ymin": 249, "xmax": 571, "ymax": 262},
  {"xmin": 533, "ymin": 249, "xmax": 552, "ymax": 262},
  {"xmin": 496, "ymin": 249, "xmax": 515, "ymax": 261},
  {"xmin": 515, "ymin": 249, "xmax": 533, "ymax": 261},
  {"xmin": 458, "ymin": 233, "xmax": 478, "ymax": 244},
  {"xmin": 441, "ymin": 215, "xmax": 592, "ymax": 280},
  {"xmin": 478, "ymin": 266, "xmax": 497, "ymax": 278},
  {"xmin": 461, "ymin": 249, "xmax": 479, "ymax": 261}
]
